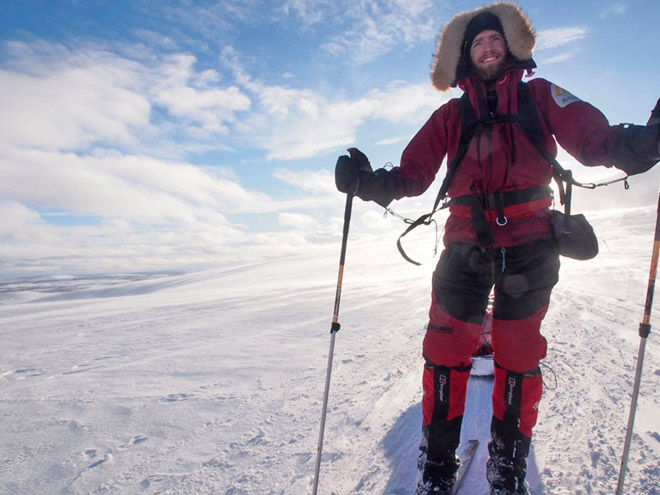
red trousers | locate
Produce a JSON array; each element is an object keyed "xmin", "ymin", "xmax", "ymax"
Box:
[{"xmin": 421, "ymin": 239, "xmax": 559, "ymax": 463}]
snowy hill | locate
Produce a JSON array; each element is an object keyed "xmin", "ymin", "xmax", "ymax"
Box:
[{"xmin": 2, "ymin": 206, "xmax": 660, "ymax": 494}]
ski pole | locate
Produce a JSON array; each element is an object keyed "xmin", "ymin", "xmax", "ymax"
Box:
[
  {"xmin": 615, "ymin": 187, "xmax": 660, "ymax": 495},
  {"xmin": 312, "ymin": 154, "xmax": 357, "ymax": 495}
]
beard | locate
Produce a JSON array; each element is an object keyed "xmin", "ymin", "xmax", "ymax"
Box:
[{"xmin": 472, "ymin": 56, "xmax": 507, "ymax": 82}]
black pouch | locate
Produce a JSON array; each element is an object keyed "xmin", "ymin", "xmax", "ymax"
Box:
[{"xmin": 551, "ymin": 210, "xmax": 598, "ymax": 260}]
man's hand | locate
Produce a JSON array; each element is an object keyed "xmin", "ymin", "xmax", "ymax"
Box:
[
  {"xmin": 334, "ymin": 148, "xmax": 373, "ymax": 194},
  {"xmin": 335, "ymin": 155, "xmax": 359, "ymax": 194},
  {"xmin": 334, "ymin": 148, "xmax": 397, "ymax": 207}
]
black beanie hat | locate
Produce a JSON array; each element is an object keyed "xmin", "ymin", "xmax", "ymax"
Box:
[{"xmin": 462, "ymin": 11, "xmax": 505, "ymax": 54}]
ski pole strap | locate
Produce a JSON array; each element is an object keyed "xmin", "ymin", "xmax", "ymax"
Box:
[
  {"xmin": 396, "ymin": 212, "xmax": 435, "ymax": 266},
  {"xmin": 394, "ymin": 130, "xmax": 471, "ymax": 266},
  {"xmin": 394, "ymin": 94, "xmax": 478, "ymax": 266}
]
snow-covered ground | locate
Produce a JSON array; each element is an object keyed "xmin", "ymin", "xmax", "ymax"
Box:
[{"xmin": 2, "ymin": 206, "xmax": 660, "ymax": 494}]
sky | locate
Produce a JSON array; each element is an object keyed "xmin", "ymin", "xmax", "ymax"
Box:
[{"xmin": 1, "ymin": 0, "xmax": 659, "ymax": 278}]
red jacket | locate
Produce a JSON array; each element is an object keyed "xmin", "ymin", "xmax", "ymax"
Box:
[{"xmin": 391, "ymin": 69, "xmax": 626, "ymax": 247}]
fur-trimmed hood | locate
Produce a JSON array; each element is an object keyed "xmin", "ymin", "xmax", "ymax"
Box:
[{"xmin": 431, "ymin": 2, "xmax": 536, "ymax": 91}]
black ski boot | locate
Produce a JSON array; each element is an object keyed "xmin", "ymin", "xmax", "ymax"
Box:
[
  {"xmin": 486, "ymin": 417, "xmax": 530, "ymax": 495},
  {"xmin": 415, "ymin": 450, "xmax": 459, "ymax": 495},
  {"xmin": 486, "ymin": 455, "xmax": 529, "ymax": 495},
  {"xmin": 415, "ymin": 421, "xmax": 461, "ymax": 495}
]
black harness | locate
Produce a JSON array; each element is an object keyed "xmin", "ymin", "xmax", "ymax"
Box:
[{"xmin": 394, "ymin": 81, "xmax": 628, "ymax": 265}]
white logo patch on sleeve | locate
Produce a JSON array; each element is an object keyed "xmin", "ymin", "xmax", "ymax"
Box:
[{"xmin": 550, "ymin": 83, "xmax": 581, "ymax": 108}]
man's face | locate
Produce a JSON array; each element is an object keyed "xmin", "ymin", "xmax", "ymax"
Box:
[{"xmin": 469, "ymin": 29, "xmax": 507, "ymax": 82}]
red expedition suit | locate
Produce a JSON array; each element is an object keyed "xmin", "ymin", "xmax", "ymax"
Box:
[
  {"xmin": 384, "ymin": 68, "xmax": 659, "ymax": 472},
  {"xmin": 332, "ymin": 3, "xmax": 660, "ymax": 492}
]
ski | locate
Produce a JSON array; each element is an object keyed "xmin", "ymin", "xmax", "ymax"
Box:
[{"xmin": 452, "ymin": 439, "xmax": 479, "ymax": 495}]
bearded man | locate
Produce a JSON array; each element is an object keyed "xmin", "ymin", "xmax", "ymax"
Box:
[{"xmin": 335, "ymin": 2, "xmax": 660, "ymax": 494}]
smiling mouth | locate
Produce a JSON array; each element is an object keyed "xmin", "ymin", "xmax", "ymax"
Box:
[{"xmin": 480, "ymin": 55, "xmax": 500, "ymax": 64}]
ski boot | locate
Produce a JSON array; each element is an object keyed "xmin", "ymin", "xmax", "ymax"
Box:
[
  {"xmin": 415, "ymin": 450, "xmax": 459, "ymax": 495},
  {"xmin": 486, "ymin": 418, "xmax": 531, "ymax": 495},
  {"xmin": 486, "ymin": 455, "xmax": 529, "ymax": 495}
]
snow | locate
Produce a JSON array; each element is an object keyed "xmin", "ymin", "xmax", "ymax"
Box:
[{"xmin": 2, "ymin": 206, "xmax": 660, "ymax": 494}]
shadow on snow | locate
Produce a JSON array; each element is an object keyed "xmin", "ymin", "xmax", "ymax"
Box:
[{"xmin": 380, "ymin": 377, "xmax": 544, "ymax": 494}]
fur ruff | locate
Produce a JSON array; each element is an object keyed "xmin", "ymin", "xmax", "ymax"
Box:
[{"xmin": 431, "ymin": 1, "xmax": 535, "ymax": 91}]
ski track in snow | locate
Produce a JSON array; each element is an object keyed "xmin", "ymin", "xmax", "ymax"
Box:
[{"xmin": 1, "ymin": 206, "xmax": 660, "ymax": 494}]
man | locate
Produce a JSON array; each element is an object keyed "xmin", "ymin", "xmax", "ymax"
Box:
[{"xmin": 335, "ymin": 2, "xmax": 660, "ymax": 495}]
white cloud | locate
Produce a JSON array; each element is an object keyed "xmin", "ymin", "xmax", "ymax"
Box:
[
  {"xmin": 535, "ymin": 27, "xmax": 590, "ymax": 50},
  {"xmin": 0, "ymin": 219, "xmax": 240, "ymax": 277},
  {"xmin": 541, "ymin": 51, "xmax": 579, "ymax": 65},
  {"xmin": 274, "ymin": 168, "xmax": 337, "ymax": 195},
  {"xmin": 278, "ymin": 0, "xmax": 335, "ymax": 28},
  {"xmin": 317, "ymin": 0, "xmax": 437, "ymax": 63},
  {"xmin": 158, "ymin": 0, "xmax": 262, "ymax": 38},
  {"xmin": 244, "ymin": 80, "xmax": 451, "ymax": 160},
  {"xmin": 0, "ymin": 201, "xmax": 50, "ymax": 242},
  {"xmin": 0, "ymin": 146, "xmax": 273, "ymax": 223},
  {"xmin": 277, "ymin": 0, "xmax": 437, "ymax": 63},
  {"xmin": 367, "ymin": 83, "xmax": 454, "ymax": 123},
  {"xmin": 0, "ymin": 34, "xmax": 451, "ymax": 275},
  {"xmin": 220, "ymin": 45, "xmax": 453, "ymax": 159},
  {"xmin": 131, "ymin": 29, "xmax": 179, "ymax": 51},
  {"xmin": 151, "ymin": 54, "xmax": 250, "ymax": 135},
  {"xmin": 600, "ymin": 3, "xmax": 628, "ymax": 19},
  {"xmin": 0, "ymin": 43, "xmax": 151, "ymax": 151},
  {"xmin": 0, "ymin": 41, "xmax": 252, "ymax": 154},
  {"xmin": 148, "ymin": 0, "xmax": 439, "ymax": 66},
  {"xmin": 0, "ymin": 144, "xmax": 347, "ymax": 275},
  {"xmin": 376, "ymin": 135, "xmax": 409, "ymax": 146},
  {"xmin": 0, "ymin": 206, "xmax": 347, "ymax": 277},
  {"xmin": 278, "ymin": 212, "xmax": 318, "ymax": 229},
  {"xmin": 0, "ymin": 138, "xmax": 351, "ymax": 276}
]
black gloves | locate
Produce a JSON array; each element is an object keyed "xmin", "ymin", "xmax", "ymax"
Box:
[
  {"xmin": 612, "ymin": 99, "xmax": 660, "ymax": 176},
  {"xmin": 335, "ymin": 148, "xmax": 372, "ymax": 194},
  {"xmin": 334, "ymin": 148, "xmax": 397, "ymax": 207}
]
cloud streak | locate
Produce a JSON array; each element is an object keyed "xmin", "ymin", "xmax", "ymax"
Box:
[
  {"xmin": 282, "ymin": 0, "xmax": 437, "ymax": 63},
  {"xmin": 219, "ymin": 44, "xmax": 452, "ymax": 159},
  {"xmin": 535, "ymin": 27, "xmax": 590, "ymax": 50},
  {"xmin": 600, "ymin": 3, "xmax": 628, "ymax": 19}
]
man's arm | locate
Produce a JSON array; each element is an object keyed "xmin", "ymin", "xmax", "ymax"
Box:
[
  {"xmin": 335, "ymin": 103, "xmax": 453, "ymax": 206},
  {"xmin": 390, "ymin": 103, "xmax": 453, "ymax": 199},
  {"xmin": 530, "ymin": 79, "xmax": 659, "ymax": 175}
]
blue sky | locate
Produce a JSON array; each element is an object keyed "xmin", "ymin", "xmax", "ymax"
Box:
[{"xmin": 1, "ymin": 0, "xmax": 659, "ymax": 277}]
